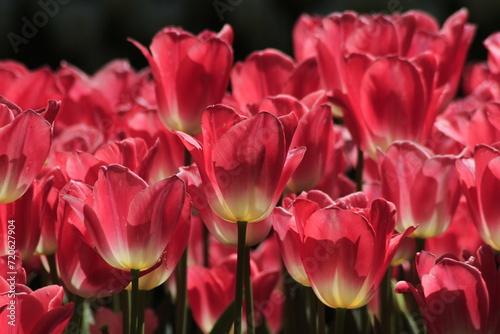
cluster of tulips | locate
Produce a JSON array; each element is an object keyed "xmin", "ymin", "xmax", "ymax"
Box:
[{"xmin": 1, "ymin": 6, "xmax": 500, "ymax": 334}]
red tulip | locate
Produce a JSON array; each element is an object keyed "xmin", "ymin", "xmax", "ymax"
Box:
[
  {"xmin": 63, "ymin": 164, "xmax": 189, "ymax": 271},
  {"xmin": 3, "ymin": 66, "xmax": 63, "ymax": 111},
  {"xmin": 485, "ymin": 32, "xmax": 500, "ymax": 74},
  {"xmin": 313, "ymin": 10, "xmax": 474, "ymax": 158},
  {"xmin": 0, "ymin": 176, "xmax": 52, "ymax": 260},
  {"xmin": 34, "ymin": 167, "xmax": 67, "ymax": 256},
  {"xmin": 124, "ymin": 188, "xmax": 190, "ymax": 291},
  {"xmin": 122, "ymin": 109, "xmax": 185, "ymax": 183},
  {"xmin": 0, "ymin": 61, "xmax": 28, "ymax": 94},
  {"xmin": 456, "ymin": 144, "xmax": 500, "ymax": 250},
  {"xmin": 231, "ymin": 50, "xmax": 295, "ymax": 109},
  {"xmin": 286, "ymin": 104, "xmax": 336, "ymax": 193},
  {"xmin": 279, "ymin": 192, "xmax": 413, "ymax": 308},
  {"xmin": 130, "ymin": 25, "xmax": 233, "ymax": 135},
  {"xmin": 0, "ymin": 278, "xmax": 74, "ymax": 333},
  {"xmin": 177, "ymin": 105, "xmax": 305, "ymax": 223},
  {"xmin": 395, "ymin": 245, "xmax": 500, "ymax": 334},
  {"xmin": 60, "ymin": 137, "xmax": 159, "ymax": 185},
  {"xmin": 377, "ymin": 141, "xmax": 461, "ymax": 238},
  {"xmin": 179, "ymin": 165, "xmax": 272, "ymax": 246},
  {"xmin": 435, "ymin": 100, "xmax": 500, "ymax": 152},
  {"xmin": 0, "ymin": 97, "xmax": 59, "ymax": 204},
  {"xmin": 425, "ymin": 198, "xmax": 485, "ymax": 259},
  {"xmin": 57, "ymin": 180, "xmax": 132, "ymax": 298}
]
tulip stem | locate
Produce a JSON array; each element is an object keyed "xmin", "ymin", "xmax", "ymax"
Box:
[
  {"xmin": 120, "ymin": 290, "xmax": 130, "ymax": 334},
  {"xmin": 335, "ymin": 308, "xmax": 346, "ymax": 334},
  {"xmin": 130, "ymin": 269, "xmax": 140, "ymax": 334},
  {"xmin": 415, "ymin": 238, "xmax": 425, "ymax": 253},
  {"xmin": 68, "ymin": 295, "xmax": 84, "ymax": 333},
  {"xmin": 307, "ymin": 288, "xmax": 317, "ymax": 334},
  {"xmin": 317, "ymin": 298, "xmax": 325, "ymax": 334},
  {"xmin": 234, "ymin": 220, "xmax": 248, "ymax": 334},
  {"xmin": 356, "ymin": 148, "xmax": 364, "ymax": 192},
  {"xmin": 137, "ymin": 290, "xmax": 146, "ymax": 334},
  {"xmin": 175, "ymin": 249, "xmax": 189, "ymax": 334},
  {"xmin": 244, "ymin": 246, "xmax": 255, "ymax": 334},
  {"xmin": 380, "ymin": 268, "xmax": 395, "ymax": 334}
]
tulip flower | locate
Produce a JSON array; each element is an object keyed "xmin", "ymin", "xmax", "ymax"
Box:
[
  {"xmin": 0, "ymin": 97, "xmax": 59, "ymax": 204},
  {"xmin": 456, "ymin": 144, "xmax": 500, "ymax": 250},
  {"xmin": 377, "ymin": 141, "xmax": 461, "ymax": 238},
  {"xmin": 3, "ymin": 66, "xmax": 63, "ymax": 111},
  {"xmin": 286, "ymin": 103, "xmax": 336, "ymax": 193},
  {"xmin": 0, "ymin": 177, "xmax": 52, "ymax": 260},
  {"xmin": 0, "ymin": 277, "xmax": 74, "ymax": 333},
  {"xmin": 395, "ymin": 245, "xmax": 500, "ymax": 334},
  {"xmin": 179, "ymin": 165, "xmax": 272, "ymax": 246},
  {"xmin": 63, "ymin": 164, "xmax": 189, "ymax": 271},
  {"xmin": 177, "ymin": 105, "xmax": 305, "ymax": 223},
  {"xmin": 279, "ymin": 192, "xmax": 413, "ymax": 309},
  {"xmin": 129, "ymin": 25, "xmax": 233, "ymax": 135},
  {"xmin": 485, "ymin": 32, "xmax": 500, "ymax": 74},
  {"xmin": 57, "ymin": 180, "xmax": 133, "ymax": 298},
  {"xmin": 425, "ymin": 198, "xmax": 485, "ymax": 259},
  {"xmin": 230, "ymin": 50, "xmax": 295, "ymax": 109},
  {"xmin": 311, "ymin": 10, "xmax": 474, "ymax": 158}
]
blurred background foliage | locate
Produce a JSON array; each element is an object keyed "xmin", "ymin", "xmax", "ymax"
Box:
[{"xmin": 0, "ymin": 0, "xmax": 499, "ymax": 78}]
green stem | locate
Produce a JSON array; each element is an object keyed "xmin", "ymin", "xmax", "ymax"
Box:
[
  {"xmin": 307, "ymin": 288, "xmax": 317, "ymax": 334},
  {"xmin": 137, "ymin": 290, "xmax": 146, "ymax": 334},
  {"xmin": 359, "ymin": 305, "xmax": 372, "ymax": 334},
  {"xmin": 335, "ymin": 308, "xmax": 347, "ymax": 334},
  {"xmin": 283, "ymin": 270, "xmax": 296, "ymax": 334},
  {"xmin": 68, "ymin": 295, "xmax": 84, "ymax": 333},
  {"xmin": 380, "ymin": 268, "xmax": 395, "ymax": 334},
  {"xmin": 130, "ymin": 269, "xmax": 140, "ymax": 334},
  {"xmin": 175, "ymin": 249, "xmax": 188, "ymax": 334},
  {"xmin": 356, "ymin": 148, "xmax": 364, "ymax": 192},
  {"xmin": 234, "ymin": 220, "xmax": 248, "ymax": 334},
  {"xmin": 415, "ymin": 238, "xmax": 426, "ymax": 253},
  {"xmin": 244, "ymin": 246, "xmax": 255, "ymax": 334},
  {"xmin": 120, "ymin": 290, "xmax": 130, "ymax": 334},
  {"xmin": 317, "ymin": 298, "xmax": 325, "ymax": 334}
]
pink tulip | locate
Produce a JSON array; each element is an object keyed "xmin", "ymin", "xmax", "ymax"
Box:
[
  {"xmin": 0, "ymin": 278, "xmax": 73, "ymax": 333},
  {"xmin": 312, "ymin": 10, "xmax": 474, "ymax": 158},
  {"xmin": 277, "ymin": 192, "xmax": 413, "ymax": 308},
  {"xmin": 180, "ymin": 165, "xmax": 272, "ymax": 246},
  {"xmin": 377, "ymin": 141, "xmax": 461, "ymax": 238},
  {"xmin": 396, "ymin": 245, "xmax": 500, "ymax": 334},
  {"xmin": 485, "ymin": 32, "xmax": 500, "ymax": 74},
  {"xmin": 0, "ymin": 176, "xmax": 52, "ymax": 260},
  {"xmin": 456, "ymin": 144, "xmax": 500, "ymax": 250},
  {"xmin": 57, "ymin": 180, "xmax": 132, "ymax": 298},
  {"xmin": 63, "ymin": 164, "xmax": 189, "ymax": 271},
  {"xmin": 425, "ymin": 198, "xmax": 485, "ymax": 258},
  {"xmin": 177, "ymin": 105, "xmax": 305, "ymax": 223},
  {"xmin": 0, "ymin": 97, "xmax": 59, "ymax": 204},
  {"xmin": 130, "ymin": 26, "xmax": 233, "ymax": 135}
]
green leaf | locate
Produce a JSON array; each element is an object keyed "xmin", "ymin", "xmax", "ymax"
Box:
[{"xmin": 210, "ymin": 301, "xmax": 236, "ymax": 334}]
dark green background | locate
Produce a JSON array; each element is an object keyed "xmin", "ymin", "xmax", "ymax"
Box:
[{"xmin": 1, "ymin": 0, "xmax": 498, "ymax": 76}]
